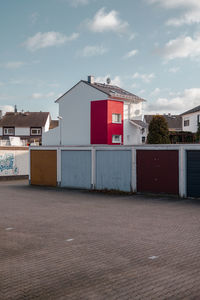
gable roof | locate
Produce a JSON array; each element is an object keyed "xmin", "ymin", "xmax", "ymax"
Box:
[
  {"xmin": 130, "ymin": 120, "xmax": 148, "ymax": 129},
  {"xmin": 0, "ymin": 112, "xmax": 49, "ymax": 127},
  {"xmin": 144, "ymin": 114, "xmax": 182, "ymax": 131},
  {"xmin": 82, "ymin": 81, "xmax": 146, "ymax": 102},
  {"xmin": 181, "ymin": 105, "xmax": 200, "ymax": 116},
  {"xmin": 55, "ymin": 79, "xmax": 146, "ymax": 103}
]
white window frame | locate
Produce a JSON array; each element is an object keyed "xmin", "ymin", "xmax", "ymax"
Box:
[
  {"xmin": 3, "ymin": 127, "xmax": 14, "ymax": 135},
  {"xmin": 31, "ymin": 128, "xmax": 42, "ymax": 136},
  {"xmin": 184, "ymin": 119, "xmax": 190, "ymax": 127},
  {"xmin": 112, "ymin": 113, "xmax": 122, "ymax": 124},
  {"xmin": 112, "ymin": 135, "xmax": 121, "ymax": 143}
]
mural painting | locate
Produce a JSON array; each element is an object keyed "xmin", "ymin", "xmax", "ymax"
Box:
[{"xmin": 0, "ymin": 153, "xmax": 19, "ymax": 175}]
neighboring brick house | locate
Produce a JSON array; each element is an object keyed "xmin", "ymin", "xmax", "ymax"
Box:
[
  {"xmin": 43, "ymin": 76, "xmax": 147, "ymax": 146},
  {"xmin": 0, "ymin": 111, "xmax": 51, "ymax": 144},
  {"xmin": 181, "ymin": 105, "xmax": 200, "ymax": 133}
]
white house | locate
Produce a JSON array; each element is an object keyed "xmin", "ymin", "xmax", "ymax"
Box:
[
  {"xmin": 181, "ymin": 105, "xmax": 200, "ymax": 133},
  {"xmin": 42, "ymin": 76, "xmax": 147, "ymax": 146},
  {"xmin": 0, "ymin": 111, "xmax": 51, "ymax": 145}
]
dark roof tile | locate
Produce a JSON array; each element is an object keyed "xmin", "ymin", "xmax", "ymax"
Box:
[{"xmin": 0, "ymin": 112, "xmax": 49, "ymax": 127}]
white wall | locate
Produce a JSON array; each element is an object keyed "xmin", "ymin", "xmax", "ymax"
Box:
[
  {"xmin": 44, "ymin": 114, "xmax": 50, "ymax": 132},
  {"xmin": 15, "ymin": 127, "xmax": 30, "ymax": 136},
  {"xmin": 42, "ymin": 126, "xmax": 60, "ymax": 145},
  {"xmin": 58, "ymin": 81, "xmax": 107, "ymax": 145},
  {"xmin": 182, "ymin": 112, "xmax": 200, "ymax": 133},
  {"xmin": 123, "ymin": 102, "xmax": 145, "ymax": 145},
  {"xmin": 0, "ymin": 149, "xmax": 29, "ymax": 176}
]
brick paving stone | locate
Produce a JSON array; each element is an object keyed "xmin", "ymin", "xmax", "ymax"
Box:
[{"xmin": 0, "ymin": 180, "xmax": 200, "ymax": 299}]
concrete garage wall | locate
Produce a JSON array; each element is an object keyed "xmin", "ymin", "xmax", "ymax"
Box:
[
  {"xmin": 61, "ymin": 150, "xmax": 91, "ymax": 189},
  {"xmin": 30, "ymin": 144, "xmax": 200, "ymax": 197},
  {"xmin": 0, "ymin": 147, "xmax": 28, "ymax": 177},
  {"xmin": 30, "ymin": 150, "xmax": 57, "ymax": 186},
  {"xmin": 96, "ymin": 150, "xmax": 132, "ymax": 192}
]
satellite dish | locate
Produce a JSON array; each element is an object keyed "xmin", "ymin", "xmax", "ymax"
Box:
[{"xmin": 106, "ymin": 77, "xmax": 111, "ymax": 84}]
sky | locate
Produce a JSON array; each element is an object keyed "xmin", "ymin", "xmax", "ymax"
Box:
[{"xmin": 1, "ymin": 0, "xmax": 200, "ymax": 119}]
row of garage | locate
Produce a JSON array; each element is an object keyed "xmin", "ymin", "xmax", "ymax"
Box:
[{"xmin": 30, "ymin": 146, "xmax": 200, "ymax": 198}]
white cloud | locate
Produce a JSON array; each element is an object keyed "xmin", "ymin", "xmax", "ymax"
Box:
[
  {"xmin": 169, "ymin": 67, "xmax": 180, "ymax": 73},
  {"xmin": 148, "ymin": 0, "xmax": 200, "ymax": 26},
  {"xmin": 87, "ymin": 8, "xmax": 129, "ymax": 33},
  {"xmin": 23, "ymin": 32, "xmax": 79, "ymax": 51},
  {"xmin": 151, "ymin": 88, "xmax": 161, "ymax": 95},
  {"xmin": 132, "ymin": 72, "xmax": 155, "ymax": 83},
  {"xmin": 0, "ymin": 105, "xmax": 14, "ymax": 114},
  {"xmin": 95, "ymin": 74, "xmax": 122, "ymax": 86},
  {"xmin": 124, "ymin": 49, "xmax": 138, "ymax": 59},
  {"xmin": 144, "ymin": 88, "xmax": 200, "ymax": 114},
  {"xmin": 78, "ymin": 45, "xmax": 108, "ymax": 57},
  {"xmin": 3, "ymin": 61, "xmax": 25, "ymax": 69},
  {"xmin": 68, "ymin": 0, "xmax": 90, "ymax": 6},
  {"xmin": 32, "ymin": 92, "xmax": 55, "ymax": 99},
  {"xmin": 161, "ymin": 34, "xmax": 200, "ymax": 60},
  {"xmin": 0, "ymin": 82, "xmax": 4, "ymax": 86},
  {"xmin": 30, "ymin": 12, "xmax": 39, "ymax": 24}
]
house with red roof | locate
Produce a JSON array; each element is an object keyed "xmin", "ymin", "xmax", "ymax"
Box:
[{"xmin": 43, "ymin": 76, "xmax": 147, "ymax": 146}]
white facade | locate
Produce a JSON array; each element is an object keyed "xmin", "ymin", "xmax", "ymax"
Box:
[
  {"xmin": 15, "ymin": 127, "xmax": 30, "ymax": 136},
  {"xmin": 42, "ymin": 126, "xmax": 60, "ymax": 145},
  {"xmin": 123, "ymin": 102, "xmax": 146, "ymax": 145},
  {"xmin": 182, "ymin": 111, "xmax": 200, "ymax": 133},
  {"xmin": 58, "ymin": 81, "xmax": 107, "ymax": 145},
  {"xmin": 43, "ymin": 80, "xmax": 146, "ymax": 146}
]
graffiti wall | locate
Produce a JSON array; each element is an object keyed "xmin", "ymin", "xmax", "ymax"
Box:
[{"xmin": 0, "ymin": 148, "xmax": 29, "ymax": 176}]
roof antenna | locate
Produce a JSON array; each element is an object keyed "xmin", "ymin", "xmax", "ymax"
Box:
[{"xmin": 106, "ymin": 77, "xmax": 111, "ymax": 85}]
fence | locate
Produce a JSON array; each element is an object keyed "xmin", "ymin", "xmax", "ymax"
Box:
[
  {"xmin": 29, "ymin": 144, "xmax": 200, "ymax": 198},
  {"xmin": 0, "ymin": 147, "xmax": 29, "ymax": 178}
]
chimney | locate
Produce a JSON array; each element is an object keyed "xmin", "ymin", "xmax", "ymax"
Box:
[
  {"xmin": 88, "ymin": 75, "xmax": 94, "ymax": 84},
  {"xmin": 14, "ymin": 105, "xmax": 17, "ymax": 113}
]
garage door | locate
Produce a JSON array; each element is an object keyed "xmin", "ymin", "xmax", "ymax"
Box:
[
  {"xmin": 61, "ymin": 150, "xmax": 91, "ymax": 189},
  {"xmin": 96, "ymin": 150, "xmax": 132, "ymax": 192},
  {"xmin": 187, "ymin": 150, "xmax": 200, "ymax": 197},
  {"xmin": 137, "ymin": 150, "xmax": 179, "ymax": 195},
  {"xmin": 31, "ymin": 150, "xmax": 57, "ymax": 186}
]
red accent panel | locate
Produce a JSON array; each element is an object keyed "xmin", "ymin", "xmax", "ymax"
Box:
[
  {"xmin": 91, "ymin": 100, "xmax": 107, "ymax": 144},
  {"xmin": 107, "ymin": 100, "xmax": 123, "ymax": 145},
  {"xmin": 137, "ymin": 150, "xmax": 179, "ymax": 195}
]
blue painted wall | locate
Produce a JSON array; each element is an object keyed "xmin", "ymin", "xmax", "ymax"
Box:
[
  {"xmin": 96, "ymin": 150, "xmax": 132, "ymax": 192},
  {"xmin": 61, "ymin": 150, "xmax": 91, "ymax": 189}
]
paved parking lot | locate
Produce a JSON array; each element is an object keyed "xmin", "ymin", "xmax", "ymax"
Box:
[{"xmin": 1, "ymin": 180, "xmax": 200, "ymax": 299}]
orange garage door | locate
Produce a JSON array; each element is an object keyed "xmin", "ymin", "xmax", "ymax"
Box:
[{"xmin": 31, "ymin": 150, "xmax": 57, "ymax": 186}]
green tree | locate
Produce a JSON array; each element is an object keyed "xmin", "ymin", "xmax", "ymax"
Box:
[
  {"xmin": 196, "ymin": 123, "xmax": 200, "ymax": 142},
  {"xmin": 147, "ymin": 115, "xmax": 170, "ymax": 144}
]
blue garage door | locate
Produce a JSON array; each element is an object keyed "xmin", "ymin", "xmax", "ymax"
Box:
[
  {"xmin": 96, "ymin": 150, "xmax": 132, "ymax": 192},
  {"xmin": 187, "ymin": 150, "xmax": 200, "ymax": 197},
  {"xmin": 61, "ymin": 150, "xmax": 91, "ymax": 189}
]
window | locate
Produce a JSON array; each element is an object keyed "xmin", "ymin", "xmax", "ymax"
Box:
[
  {"xmin": 112, "ymin": 113, "xmax": 121, "ymax": 124},
  {"xmin": 3, "ymin": 127, "xmax": 14, "ymax": 135},
  {"xmin": 112, "ymin": 135, "xmax": 121, "ymax": 143},
  {"xmin": 142, "ymin": 136, "xmax": 146, "ymax": 143},
  {"xmin": 197, "ymin": 115, "xmax": 200, "ymax": 124},
  {"xmin": 31, "ymin": 128, "xmax": 42, "ymax": 135},
  {"xmin": 184, "ymin": 120, "xmax": 190, "ymax": 127}
]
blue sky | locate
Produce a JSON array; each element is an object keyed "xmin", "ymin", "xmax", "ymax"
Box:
[{"xmin": 1, "ymin": 0, "xmax": 200, "ymax": 119}]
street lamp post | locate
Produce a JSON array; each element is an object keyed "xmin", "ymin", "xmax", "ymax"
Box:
[{"xmin": 57, "ymin": 116, "xmax": 63, "ymax": 146}]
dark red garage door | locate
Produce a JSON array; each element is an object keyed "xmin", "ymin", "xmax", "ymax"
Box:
[{"xmin": 137, "ymin": 150, "xmax": 179, "ymax": 195}]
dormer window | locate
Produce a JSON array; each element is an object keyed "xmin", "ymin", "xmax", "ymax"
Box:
[
  {"xmin": 3, "ymin": 127, "xmax": 14, "ymax": 136},
  {"xmin": 112, "ymin": 113, "xmax": 122, "ymax": 124},
  {"xmin": 31, "ymin": 128, "xmax": 42, "ymax": 135}
]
